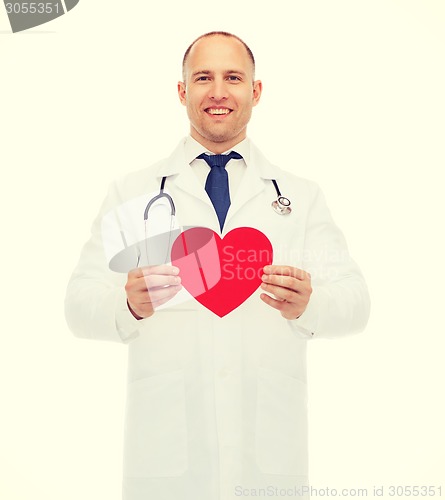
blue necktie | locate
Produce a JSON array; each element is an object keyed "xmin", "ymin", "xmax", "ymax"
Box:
[{"xmin": 197, "ymin": 151, "xmax": 243, "ymax": 231}]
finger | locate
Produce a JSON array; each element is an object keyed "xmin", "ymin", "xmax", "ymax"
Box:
[
  {"xmin": 146, "ymin": 284, "xmax": 182, "ymax": 303},
  {"xmin": 129, "ymin": 284, "xmax": 182, "ymax": 312},
  {"xmin": 260, "ymin": 293, "xmax": 304, "ymax": 320},
  {"xmin": 151, "ymin": 291, "xmax": 182, "ymax": 309},
  {"xmin": 263, "ymin": 265, "xmax": 309, "ymax": 281},
  {"xmin": 129, "ymin": 265, "xmax": 180, "ymax": 279},
  {"xmin": 134, "ymin": 276, "xmax": 181, "ymax": 300},
  {"xmin": 261, "ymin": 274, "xmax": 301, "ymax": 291},
  {"xmin": 128, "ymin": 267, "xmax": 143, "ymax": 279},
  {"xmin": 144, "ymin": 274, "xmax": 181, "ymax": 289},
  {"xmin": 260, "ymin": 292, "xmax": 288, "ymax": 311},
  {"xmin": 141, "ymin": 265, "xmax": 180, "ymax": 277},
  {"xmin": 260, "ymin": 282, "xmax": 299, "ymax": 303},
  {"xmin": 130, "ymin": 286, "xmax": 182, "ymax": 310}
]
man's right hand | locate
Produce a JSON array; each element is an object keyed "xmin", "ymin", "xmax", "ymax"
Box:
[{"xmin": 125, "ymin": 265, "xmax": 182, "ymax": 319}]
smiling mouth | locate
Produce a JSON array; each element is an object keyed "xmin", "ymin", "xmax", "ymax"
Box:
[{"xmin": 205, "ymin": 107, "xmax": 232, "ymax": 116}]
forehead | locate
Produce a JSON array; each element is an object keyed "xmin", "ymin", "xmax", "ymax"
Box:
[{"xmin": 185, "ymin": 36, "xmax": 253, "ymax": 76}]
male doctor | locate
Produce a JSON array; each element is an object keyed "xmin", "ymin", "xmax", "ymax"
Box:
[{"xmin": 65, "ymin": 32, "xmax": 370, "ymax": 500}]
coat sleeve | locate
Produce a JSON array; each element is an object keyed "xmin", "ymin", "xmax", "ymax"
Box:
[
  {"xmin": 290, "ymin": 182, "xmax": 371, "ymax": 339},
  {"xmin": 64, "ymin": 181, "xmax": 146, "ymax": 343}
]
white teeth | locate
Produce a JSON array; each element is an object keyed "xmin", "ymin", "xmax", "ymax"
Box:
[{"xmin": 207, "ymin": 108, "xmax": 230, "ymax": 115}]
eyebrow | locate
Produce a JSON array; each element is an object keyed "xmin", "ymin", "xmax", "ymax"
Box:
[
  {"xmin": 226, "ymin": 70, "xmax": 247, "ymax": 77},
  {"xmin": 191, "ymin": 69, "xmax": 247, "ymax": 78},
  {"xmin": 191, "ymin": 70, "xmax": 211, "ymax": 78}
]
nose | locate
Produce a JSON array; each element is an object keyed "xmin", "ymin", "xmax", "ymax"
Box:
[{"xmin": 208, "ymin": 78, "xmax": 229, "ymax": 101}]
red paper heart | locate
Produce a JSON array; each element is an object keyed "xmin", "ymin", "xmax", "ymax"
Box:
[{"xmin": 171, "ymin": 227, "xmax": 273, "ymax": 317}]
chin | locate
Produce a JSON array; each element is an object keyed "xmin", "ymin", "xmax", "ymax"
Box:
[{"xmin": 202, "ymin": 128, "xmax": 239, "ymax": 144}]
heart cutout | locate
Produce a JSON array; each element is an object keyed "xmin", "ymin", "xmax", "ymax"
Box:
[{"xmin": 171, "ymin": 227, "xmax": 273, "ymax": 317}]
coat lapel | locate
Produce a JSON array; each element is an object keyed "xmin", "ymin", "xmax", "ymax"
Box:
[
  {"xmin": 156, "ymin": 139, "xmax": 213, "ymax": 209},
  {"xmin": 225, "ymin": 142, "xmax": 282, "ymax": 230}
]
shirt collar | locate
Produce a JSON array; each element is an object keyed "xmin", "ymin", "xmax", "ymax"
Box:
[{"xmin": 185, "ymin": 135, "xmax": 251, "ymax": 166}]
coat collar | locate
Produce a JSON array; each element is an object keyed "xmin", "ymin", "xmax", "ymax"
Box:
[{"xmin": 155, "ymin": 137, "xmax": 282, "ymax": 181}]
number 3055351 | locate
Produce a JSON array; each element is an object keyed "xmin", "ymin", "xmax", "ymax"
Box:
[{"xmin": 5, "ymin": 3, "xmax": 60, "ymax": 14}]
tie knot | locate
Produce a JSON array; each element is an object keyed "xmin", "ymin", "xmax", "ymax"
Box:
[{"xmin": 197, "ymin": 151, "xmax": 243, "ymax": 169}]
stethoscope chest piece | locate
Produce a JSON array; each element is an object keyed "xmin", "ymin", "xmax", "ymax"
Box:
[
  {"xmin": 272, "ymin": 196, "xmax": 292, "ymax": 215},
  {"xmin": 270, "ymin": 179, "xmax": 292, "ymax": 215}
]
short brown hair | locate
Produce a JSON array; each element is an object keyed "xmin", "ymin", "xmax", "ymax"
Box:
[{"xmin": 182, "ymin": 31, "xmax": 255, "ymax": 81}]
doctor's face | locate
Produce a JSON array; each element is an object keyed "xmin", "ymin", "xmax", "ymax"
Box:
[{"xmin": 178, "ymin": 35, "xmax": 262, "ymax": 154}]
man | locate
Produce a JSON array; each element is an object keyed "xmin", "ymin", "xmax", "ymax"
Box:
[{"xmin": 65, "ymin": 32, "xmax": 370, "ymax": 500}]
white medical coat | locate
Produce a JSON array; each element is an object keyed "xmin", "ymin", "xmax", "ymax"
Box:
[{"xmin": 65, "ymin": 138, "xmax": 370, "ymax": 500}]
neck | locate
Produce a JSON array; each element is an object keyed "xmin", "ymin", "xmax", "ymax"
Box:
[{"xmin": 190, "ymin": 130, "xmax": 246, "ymax": 154}]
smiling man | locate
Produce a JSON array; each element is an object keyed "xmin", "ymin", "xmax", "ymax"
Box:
[
  {"xmin": 65, "ymin": 32, "xmax": 370, "ymax": 500},
  {"xmin": 178, "ymin": 34, "xmax": 261, "ymax": 152}
]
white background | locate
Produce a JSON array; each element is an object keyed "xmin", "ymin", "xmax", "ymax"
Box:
[{"xmin": 1, "ymin": 1, "xmax": 444, "ymax": 498}]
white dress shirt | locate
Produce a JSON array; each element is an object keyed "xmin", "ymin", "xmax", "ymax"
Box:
[{"xmin": 184, "ymin": 135, "xmax": 250, "ymax": 201}]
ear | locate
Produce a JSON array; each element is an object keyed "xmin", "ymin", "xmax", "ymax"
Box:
[
  {"xmin": 178, "ymin": 81, "xmax": 187, "ymax": 106},
  {"xmin": 252, "ymin": 80, "xmax": 263, "ymax": 107}
]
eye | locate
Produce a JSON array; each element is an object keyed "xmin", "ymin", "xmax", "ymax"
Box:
[
  {"xmin": 196, "ymin": 76, "xmax": 211, "ymax": 82},
  {"xmin": 227, "ymin": 75, "xmax": 241, "ymax": 81}
]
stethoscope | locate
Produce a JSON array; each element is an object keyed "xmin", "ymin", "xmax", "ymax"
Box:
[{"xmin": 143, "ymin": 176, "xmax": 292, "ymax": 223}]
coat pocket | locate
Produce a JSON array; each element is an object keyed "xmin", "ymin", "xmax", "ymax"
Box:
[
  {"xmin": 255, "ymin": 367, "xmax": 308, "ymax": 476},
  {"xmin": 123, "ymin": 369, "xmax": 188, "ymax": 478}
]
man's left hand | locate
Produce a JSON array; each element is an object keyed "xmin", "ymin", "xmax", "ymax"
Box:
[{"xmin": 260, "ymin": 265, "xmax": 312, "ymax": 320}]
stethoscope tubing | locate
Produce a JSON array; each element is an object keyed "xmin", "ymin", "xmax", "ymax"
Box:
[{"xmin": 145, "ymin": 176, "xmax": 292, "ymax": 221}]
